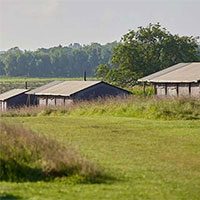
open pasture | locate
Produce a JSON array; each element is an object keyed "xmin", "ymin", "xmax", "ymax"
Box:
[{"xmin": 0, "ymin": 115, "xmax": 200, "ymax": 200}]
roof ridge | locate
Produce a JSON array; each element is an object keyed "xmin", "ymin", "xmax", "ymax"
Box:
[
  {"xmin": 0, "ymin": 89, "xmax": 29, "ymax": 101},
  {"xmin": 138, "ymin": 63, "xmax": 190, "ymax": 82},
  {"xmin": 34, "ymin": 80, "xmax": 103, "ymax": 96},
  {"xmin": 26, "ymin": 80, "xmax": 63, "ymax": 95}
]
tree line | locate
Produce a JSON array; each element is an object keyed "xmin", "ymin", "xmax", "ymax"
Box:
[
  {"xmin": 0, "ymin": 23, "xmax": 199, "ymax": 87},
  {"xmin": 0, "ymin": 42, "xmax": 117, "ymax": 78}
]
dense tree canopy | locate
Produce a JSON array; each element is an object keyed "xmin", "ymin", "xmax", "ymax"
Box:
[
  {"xmin": 96, "ymin": 23, "xmax": 200, "ymax": 86},
  {"xmin": 0, "ymin": 42, "xmax": 117, "ymax": 78}
]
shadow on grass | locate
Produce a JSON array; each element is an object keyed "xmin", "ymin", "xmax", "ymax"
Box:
[
  {"xmin": 0, "ymin": 194, "xmax": 21, "ymax": 200},
  {"xmin": 0, "ymin": 159, "xmax": 116, "ymax": 184},
  {"xmin": 0, "ymin": 159, "xmax": 46, "ymax": 182},
  {"xmin": 67, "ymin": 172, "xmax": 118, "ymax": 185}
]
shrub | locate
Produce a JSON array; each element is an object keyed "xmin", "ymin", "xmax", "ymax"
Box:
[{"xmin": 0, "ymin": 121, "xmax": 106, "ymax": 183}]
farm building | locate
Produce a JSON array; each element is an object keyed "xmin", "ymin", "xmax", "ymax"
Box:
[
  {"xmin": 138, "ymin": 63, "xmax": 200, "ymax": 97},
  {"xmin": 0, "ymin": 89, "xmax": 29, "ymax": 111},
  {"xmin": 26, "ymin": 80, "xmax": 131, "ymax": 106}
]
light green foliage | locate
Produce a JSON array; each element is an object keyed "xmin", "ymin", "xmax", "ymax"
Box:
[
  {"xmin": 96, "ymin": 23, "xmax": 200, "ymax": 86},
  {"xmin": 0, "ymin": 116, "xmax": 200, "ymax": 199}
]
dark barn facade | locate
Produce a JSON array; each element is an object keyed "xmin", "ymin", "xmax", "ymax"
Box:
[
  {"xmin": 27, "ymin": 81, "xmax": 131, "ymax": 106},
  {"xmin": 0, "ymin": 89, "xmax": 29, "ymax": 111},
  {"xmin": 138, "ymin": 63, "xmax": 200, "ymax": 98}
]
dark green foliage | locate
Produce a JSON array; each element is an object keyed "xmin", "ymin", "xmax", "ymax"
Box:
[
  {"xmin": 0, "ymin": 159, "xmax": 44, "ymax": 182},
  {"xmin": 96, "ymin": 23, "xmax": 200, "ymax": 86},
  {"xmin": 0, "ymin": 42, "xmax": 117, "ymax": 78},
  {"xmin": 0, "ymin": 194, "xmax": 21, "ymax": 200},
  {"xmin": 0, "ymin": 60, "xmax": 6, "ymax": 76}
]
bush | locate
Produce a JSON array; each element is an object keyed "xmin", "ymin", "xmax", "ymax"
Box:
[{"xmin": 0, "ymin": 121, "xmax": 107, "ymax": 183}]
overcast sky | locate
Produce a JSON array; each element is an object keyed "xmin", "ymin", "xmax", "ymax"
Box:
[{"xmin": 0, "ymin": 0, "xmax": 199, "ymax": 51}]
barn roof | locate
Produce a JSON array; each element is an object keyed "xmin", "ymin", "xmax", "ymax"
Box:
[
  {"xmin": 0, "ymin": 89, "xmax": 29, "ymax": 101},
  {"xmin": 31, "ymin": 81, "xmax": 102, "ymax": 97},
  {"xmin": 138, "ymin": 62, "xmax": 200, "ymax": 83},
  {"xmin": 26, "ymin": 81, "xmax": 62, "ymax": 95}
]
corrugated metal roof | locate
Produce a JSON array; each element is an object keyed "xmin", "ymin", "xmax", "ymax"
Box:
[
  {"xmin": 26, "ymin": 81, "xmax": 63, "ymax": 95},
  {"xmin": 0, "ymin": 89, "xmax": 29, "ymax": 101},
  {"xmin": 35, "ymin": 81, "xmax": 101, "ymax": 96},
  {"xmin": 138, "ymin": 62, "xmax": 200, "ymax": 83}
]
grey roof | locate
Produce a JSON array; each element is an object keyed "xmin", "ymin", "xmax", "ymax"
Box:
[
  {"xmin": 0, "ymin": 89, "xmax": 29, "ymax": 101},
  {"xmin": 33, "ymin": 81, "xmax": 102, "ymax": 97},
  {"xmin": 26, "ymin": 81, "xmax": 62, "ymax": 95},
  {"xmin": 138, "ymin": 63, "xmax": 200, "ymax": 83}
]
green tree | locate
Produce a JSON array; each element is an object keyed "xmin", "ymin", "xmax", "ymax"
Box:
[
  {"xmin": 96, "ymin": 23, "xmax": 200, "ymax": 86},
  {"xmin": 0, "ymin": 60, "xmax": 6, "ymax": 76},
  {"xmin": 0, "ymin": 43, "xmax": 116, "ymax": 78}
]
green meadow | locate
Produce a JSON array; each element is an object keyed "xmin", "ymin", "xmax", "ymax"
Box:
[
  {"xmin": 0, "ymin": 78, "xmax": 200, "ymax": 199},
  {"xmin": 1, "ymin": 114, "xmax": 200, "ymax": 200}
]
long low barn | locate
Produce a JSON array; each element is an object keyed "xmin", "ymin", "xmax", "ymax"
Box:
[
  {"xmin": 138, "ymin": 62, "xmax": 200, "ymax": 97},
  {"xmin": 0, "ymin": 89, "xmax": 29, "ymax": 111},
  {"xmin": 27, "ymin": 81, "xmax": 131, "ymax": 106}
]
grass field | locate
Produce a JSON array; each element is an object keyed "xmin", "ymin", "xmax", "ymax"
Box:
[{"xmin": 1, "ymin": 115, "xmax": 200, "ymax": 200}]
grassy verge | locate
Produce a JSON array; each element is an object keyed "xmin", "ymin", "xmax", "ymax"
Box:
[
  {"xmin": 0, "ymin": 116, "xmax": 200, "ymax": 199},
  {"xmin": 0, "ymin": 120, "xmax": 107, "ymax": 183},
  {"xmin": 2, "ymin": 97, "xmax": 200, "ymax": 120}
]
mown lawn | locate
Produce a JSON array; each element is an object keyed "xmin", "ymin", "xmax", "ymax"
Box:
[{"xmin": 0, "ymin": 116, "xmax": 200, "ymax": 200}]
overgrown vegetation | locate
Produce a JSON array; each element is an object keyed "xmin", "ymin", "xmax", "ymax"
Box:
[
  {"xmin": 1, "ymin": 97, "xmax": 200, "ymax": 120},
  {"xmin": 0, "ymin": 121, "xmax": 107, "ymax": 183}
]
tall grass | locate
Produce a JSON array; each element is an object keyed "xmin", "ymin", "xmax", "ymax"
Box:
[
  {"xmin": 1, "ymin": 97, "xmax": 200, "ymax": 120},
  {"xmin": 0, "ymin": 121, "xmax": 106, "ymax": 183}
]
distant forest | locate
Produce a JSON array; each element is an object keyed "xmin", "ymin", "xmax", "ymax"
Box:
[
  {"xmin": 0, "ymin": 42, "xmax": 117, "ymax": 78},
  {"xmin": 0, "ymin": 24, "xmax": 200, "ymax": 86}
]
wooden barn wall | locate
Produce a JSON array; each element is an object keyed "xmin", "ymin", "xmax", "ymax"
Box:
[
  {"xmin": 72, "ymin": 83, "xmax": 130, "ymax": 100},
  {"xmin": 6, "ymin": 93, "xmax": 28, "ymax": 109},
  {"xmin": 166, "ymin": 84, "xmax": 177, "ymax": 97},
  {"xmin": 38, "ymin": 96, "xmax": 73, "ymax": 106},
  {"xmin": 47, "ymin": 98, "xmax": 55, "ymax": 106},
  {"xmin": 191, "ymin": 83, "xmax": 200, "ymax": 97},
  {"xmin": 178, "ymin": 84, "xmax": 190, "ymax": 97},
  {"xmin": 155, "ymin": 84, "xmax": 166, "ymax": 96},
  {"xmin": 0, "ymin": 101, "xmax": 7, "ymax": 111},
  {"xmin": 155, "ymin": 83, "xmax": 200, "ymax": 97},
  {"xmin": 39, "ymin": 97, "xmax": 47, "ymax": 106}
]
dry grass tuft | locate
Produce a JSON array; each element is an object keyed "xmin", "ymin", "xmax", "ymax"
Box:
[{"xmin": 0, "ymin": 120, "xmax": 107, "ymax": 183}]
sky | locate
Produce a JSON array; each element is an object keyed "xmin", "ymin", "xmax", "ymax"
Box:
[{"xmin": 0, "ymin": 0, "xmax": 199, "ymax": 51}]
